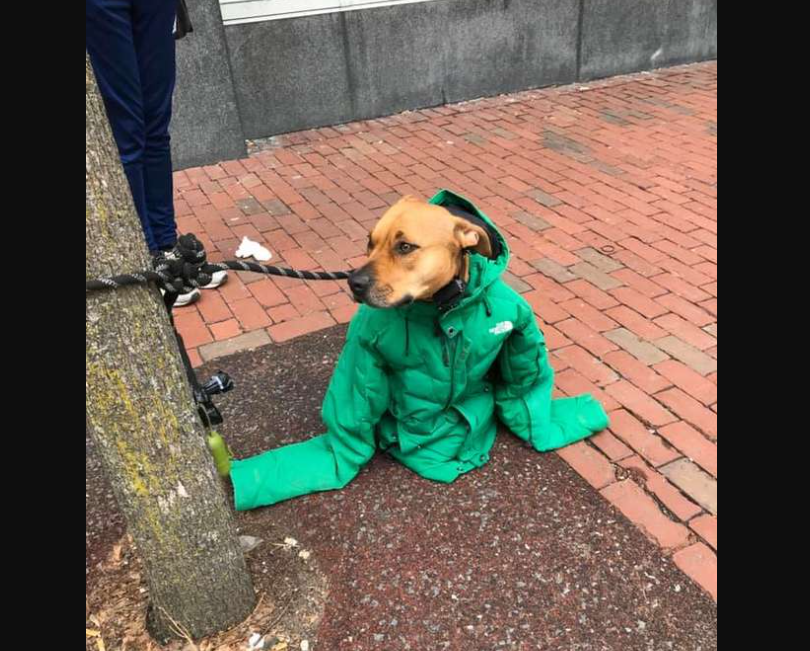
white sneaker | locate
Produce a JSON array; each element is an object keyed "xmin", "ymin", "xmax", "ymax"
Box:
[
  {"xmin": 162, "ymin": 288, "xmax": 201, "ymax": 307},
  {"xmin": 200, "ymin": 270, "xmax": 229, "ymax": 290}
]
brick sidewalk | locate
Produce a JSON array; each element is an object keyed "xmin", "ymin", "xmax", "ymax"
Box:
[{"xmin": 174, "ymin": 63, "xmax": 717, "ymax": 600}]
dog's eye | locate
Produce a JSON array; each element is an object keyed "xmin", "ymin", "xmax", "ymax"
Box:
[{"xmin": 397, "ymin": 242, "xmax": 417, "ymax": 255}]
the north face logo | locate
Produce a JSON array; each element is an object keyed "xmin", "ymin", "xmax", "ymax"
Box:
[{"xmin": 489, "ymin": 321, "xmax": 514, "ymax": 336}]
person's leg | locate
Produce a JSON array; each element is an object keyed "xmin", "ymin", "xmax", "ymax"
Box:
[
  {"xmin": 132, "ymin": 0, "xmax": 178, "ymax": 252},
  {"xmin": 86, "ymin": 0, "xmax": 157, "ymax": 252}
]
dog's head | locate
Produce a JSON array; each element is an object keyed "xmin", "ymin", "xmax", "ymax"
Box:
[{"xmin": 349, "ymin": 196, "xmax": 492, "ymax": 308}]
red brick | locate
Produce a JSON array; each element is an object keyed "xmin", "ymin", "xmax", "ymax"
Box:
[
  {"xmin": 559, "ymin": 298, "xmax": 619, "ymax": 332},
  {"xmin": 210, "ymin": 319, "xmax": 242, "ymax": 341},
  {"xmin": 231, "ymin": 223, "xmax": 263, "ymax": 242},
  {"xmin": 603, "ymin": 351, "xmax": 671, "ymax": 394},
  {"xmin": 605, "ymin": 381, "xmax": 676, "ymax": 428},
  {"xmin": 264, "ymin": 229, "xmax": 299, "ymax": 253},
  {"xmin": 689, "ymin": 515, "xmax": 718, "ymax": 550},
  {"xmin": 508, "ymin": 258, "xmax": 537, "ymax": 277},
  {"xmin": 322, "ymin": 291, "xmax": 354, "ymax": 311},
  {"xmin": 525, "ymin": 291, "xmax": 571, "ymax": 324},
  {"xmin": 656, "ymin": 388, "xmax": 718, "ymax": 439},
  {"xmin": 556, "ymin": 319, "xmax": 619, "ymax": 358},
  {"xmin": 230, "ymin": 297, "xmax": 272, "ymax": 330},
  {"xmin": 660, "ymin": 459, "xmax": 717, "ymax": 514},
  {"xmin": 542, "ymin": 323, "xmax": 574, "ymax": 351},
  {"xmin": 221, "ymin": 159, "xmax": 249, "ymax": 176},
  {"xmin": 601, "ymin": 480, "xmax": 691, "ymax": 549},
  {"xmin": 694, "ymin": 245, "xmax": 717, "ymax": 263},
  {"xmin": 268, "ymin": 311, "xmax": 336, "ymax": 342},
  {"xmin": 332, "ymin": 303, "xmax": 360, "ymax": 324},
  {"xmin": 557, "ymin": 442, "xmax": 616, "ymax": 489},
  {"xmin": 673, "ymin": 543, "xmax": 717, "ymax": 601},
  {"xmin": 249, "ymin": 213, "xmax": 281, "ymax": 233},
  {"xmin": 700, "ymin": 298, "xmax": 718, "ymax": 317},
  {"xmin": 210, "ymin": 192, "xmax": 236, "ymax": 210},
  {"xmin": 619, "ymin": 455, "xmax": 702, "ymax": 521},
  {"xmin": 183, "ymin": 189, "xmax": 210, "ymax": 207},
  {"xmin": 656, "ymin": 294, "xmax": 714, "ymax": 327},
  {"xmin": 173, "ymin": 310, "xmax": 213, "ymax": 348},
  {"xmin": 603, "ymin": 305, "xmax": 667, "ymax": 341},
  {"xmin": 219, "ymin": 275, "xmax": 252, "ymax": 304},
  {"xmin": 658, "ymin": 422, "xmax": 717, "ymax": 477},
  {"xmin": 570, "ymin": 261, "xmax": 624, "ymax": 291},
  {"xmin": 614, "ymin": 249, "xmax": 663, "ymax": 278},
  {"xmin": 196, "ymin": 291, "xmax": 233, "ymax": 324},
  {"xmin": 308, "ymin": 279, "xmax": 345, "ymax": 298},
  {"xmin": 591, "ymin": 431, "xmax": 634, "ymax": 462},
  {"xmin": 611, "ymin": 269, "xmax": 667, "ymax": 298},
  {"xmin": 621, "ymin": 238, "xmax": 668, "ymax": 264},
  {"xmin": 309, "ymin": 217, "xmax": 343, "ymax": 238},
  {"xmin": 289, "ymin": 201, "xmax": 321, "ymax": 221},
  {"xmin": 175, "ymin": 199, "xmax": 192, "ymax": 217},
  {"xmin": 201, "ymin": 217, "xmax": 234, "ymax": 242},
  {"xmin": 267, "ymin": 303, "xmax": 300, "ymax": 324},
  {"xmin": 523, "ymin": 274, "xmax": 577, "ymax": 303},
  {"xmin": 336, "ymin": 218, "xmax": 369, "ymax": 241},
  {"xmin": 658, "ymin": 258, "xmax": 713, "ymax": 288},
  {"xmin": 653, "ymin": 360, "xmax": 717, "ymax": 406},
  {"xmin": 188, "ymin": 348, "xmax": 203, "ymax": 368},
  {"xmin": 284, "ymin": 284, "xmax": 327, "ymax": 316},
  {"xmin": 566, "ymin": 279, "xmax": 621, "ymax": 310},
  {"xmin": 653, "ymin": 313, "xmax": 717, "ymax": 350},
  {"xmin": 608, "ymin": 409, "xmax": 680, "ymax": 466},
  {"xmin": 555, "ymin": 368, "xmax": 621, "ymax": 412},
  {"xmin": 556, "ymin": 346, "xmax": 619, "ymax": 387},
  {"xmin": 610, "ymin": 287, "xmax": 668, "ymax": 319},
  {"xmin": 282, "ymin": 248, "xmax": 319, "ymax": 270},
  {"xmin": 652, "ymin": 273, "xmax": 711, "ymax": 303},
  {"xmin": 248, "ymin": 279, "xmax": 288, "ymax": 308},
  {"xmin": 328, "ymin": 235, "xmax": 367, "ymax": 259},
  {"xmin": 533, "ymin": 240, "xmax": 581, "ymax": 266},
  {"xmin": 294, "ymin": 230, "xmax": 329, "ymax": 253}
]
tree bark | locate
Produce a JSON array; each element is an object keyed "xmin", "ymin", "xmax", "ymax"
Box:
[{"xmin": 85, "ymin": 53, "xmax": 255, "ymax": 641}]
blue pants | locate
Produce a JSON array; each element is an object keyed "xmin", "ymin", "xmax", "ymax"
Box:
[{"xmin": 86, "ymin": 0, "xmax": 178, "ymax": 252}]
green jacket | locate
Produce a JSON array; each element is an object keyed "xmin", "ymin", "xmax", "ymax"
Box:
[{"xmin": 231, "ymin": 190, "xmax": 609, "ymax": 511}]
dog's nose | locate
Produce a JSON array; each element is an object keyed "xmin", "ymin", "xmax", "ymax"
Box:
[{"xmin": 349, "ymin": 271, "xmax": 372, "ymax": 298}]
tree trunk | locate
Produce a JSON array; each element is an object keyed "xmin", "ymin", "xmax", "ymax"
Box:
[{"xmin": 85, "ymin": 53, "xmax": 255, "ymax": 641}]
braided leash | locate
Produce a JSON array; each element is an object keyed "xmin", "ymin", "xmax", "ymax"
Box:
[{"xmin": 86, "ymin": 234, "xmax": 352, "ymax": 295}]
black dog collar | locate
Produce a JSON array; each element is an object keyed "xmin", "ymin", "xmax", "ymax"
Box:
[{"xmin": 433, "ymin": 204, "xmax": 499, "ymax": 313}]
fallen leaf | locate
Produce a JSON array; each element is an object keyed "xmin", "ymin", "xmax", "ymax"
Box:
[
  {"xmin": 97, "ymin": 638, "xmax": 107, "ymax": 651},
  {"xmin": 86, "ymin": 629, "xmax": 101, "ymax": 638}
]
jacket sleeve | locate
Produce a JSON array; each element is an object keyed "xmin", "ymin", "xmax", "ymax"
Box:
[
  {"xmin": 495, "ymin": 300, "xmax": 609, "ymax": 452},
  {"xmin": 231, "ymin": 308, "xmax": 390, "ymax": 510}
]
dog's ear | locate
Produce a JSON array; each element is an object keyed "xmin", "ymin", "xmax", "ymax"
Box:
[{"xmin": 455, "ymin": 221, "xmax": 493, "ymax": 258}]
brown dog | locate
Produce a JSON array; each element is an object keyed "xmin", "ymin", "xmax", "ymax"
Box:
[{"xmin": 349, "ymin": 196, "xmax": 494, "ymax": 308}]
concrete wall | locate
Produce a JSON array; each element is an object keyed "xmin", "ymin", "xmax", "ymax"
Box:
[
  {"xmin": 580, "ymin": 0, "xmax": 718, "ymax": 80},
  {"xmin": 226, "ymin": 0, "xmax": 580, "ymax": 140},
  {"xmin": 172, "ymin": 0, "xmax": 717, "ymax": 168},
  {"xmin": 172, "ymin": 0, "xmax": 246, "ymax": 169}
]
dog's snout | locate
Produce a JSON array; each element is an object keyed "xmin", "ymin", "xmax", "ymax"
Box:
[{"xmin": 349, "ymin": 271, "xmax": 372, "ymax": 298}]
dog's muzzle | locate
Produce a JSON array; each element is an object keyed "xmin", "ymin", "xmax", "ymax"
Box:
[{"xmin": 349, "ymin": 269, "xmax": 373, "ymax": 302}]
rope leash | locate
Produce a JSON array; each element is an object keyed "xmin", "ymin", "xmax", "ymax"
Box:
[{"xmin": 86, "ymin": 234, "xmax": 352, "ymax": 295}]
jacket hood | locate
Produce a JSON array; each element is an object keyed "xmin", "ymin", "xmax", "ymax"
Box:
[{"xmin": 400, "ymin": 189, "xmax": 510, "ymax": 320}]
